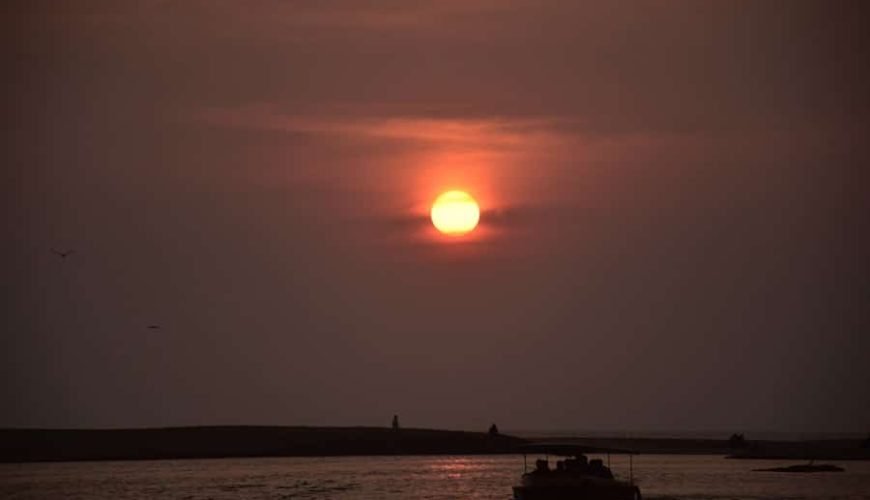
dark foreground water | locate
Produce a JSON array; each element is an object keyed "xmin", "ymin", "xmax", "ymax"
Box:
[{"xmin": 2, "ymin": 454, "xmax": 869, "ymax": 499}]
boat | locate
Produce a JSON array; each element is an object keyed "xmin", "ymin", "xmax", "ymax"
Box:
[{"xmin": 513, "ymin": 443, "xmax": 642, "ymax": 500}]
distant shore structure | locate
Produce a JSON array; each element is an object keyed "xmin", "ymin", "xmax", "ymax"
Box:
[{"xmin": 392, "ymin": 415, "xmax": 400, "ymax": 431}]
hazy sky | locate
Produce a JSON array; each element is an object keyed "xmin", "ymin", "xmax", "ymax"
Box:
[{"xmin": 4, "ymin": 1, "xmax": 868, "ymax": 433}]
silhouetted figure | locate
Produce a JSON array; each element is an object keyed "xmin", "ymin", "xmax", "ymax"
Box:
[
  {"xmin": 51, "ymin": 248, "xmax": 75, "ymax": 259},
  {"xmin": 534, "ymin": 459, "xmax": 550, "ymax": 473},
  {"xmin": 588, "ymin": 458, "xmax": 614, "ymax": 479},
  {"xmin": 729, "ymin": 433, "xmax": 746, "ymax": 449},
  {"xmin": 392, "ymin": 414, "xmax": 400, "ymax": 431},
  {"xmin": 564, "ymin": 455, "xmax": 588, "ymax": 473},
  {"xmin": 488, "ymin": 423, "xmax": 499, "ymax": 436}
]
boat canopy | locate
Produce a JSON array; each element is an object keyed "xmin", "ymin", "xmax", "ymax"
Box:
[{"xmin": 519, "ymin": 442, "xmax": 638, "ymax": 456}]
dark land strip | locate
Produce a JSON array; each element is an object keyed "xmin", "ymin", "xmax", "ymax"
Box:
[{"xmin": 2, "ymin": 427, "xmax": 868, "ymax": 463}]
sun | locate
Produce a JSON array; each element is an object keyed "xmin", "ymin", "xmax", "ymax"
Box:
[{"xmin": 430, "ymin": 190, "xmax": 480, "ymax": 236}]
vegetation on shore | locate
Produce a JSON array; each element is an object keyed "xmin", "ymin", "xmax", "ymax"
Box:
[
  {"xmin": 2, "ymin": 427, "xmax": 867, "ymax": 463},
  {"xmin": 0, "ymin": 426, "xmax": 523, "ymax": 463}
]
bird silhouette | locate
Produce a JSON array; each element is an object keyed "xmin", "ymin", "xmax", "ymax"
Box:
[
  {"xmin": 51, "ymin": 248, "xmax": 75, "ymax": 259},
  {"xmin": 147, "ymin": 325, "xmax": 161, "ymax": 330}
]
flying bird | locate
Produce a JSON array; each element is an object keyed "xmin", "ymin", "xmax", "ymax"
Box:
[
  {"xmin": 51, "ymin": 248, "xmax": 75, "ymax": 259},
  {"xmin": 147, "ymin": 325, "xmax": 161, "ymax": 330}
]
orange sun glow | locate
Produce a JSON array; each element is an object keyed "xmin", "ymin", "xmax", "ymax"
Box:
[{"xmin": 430, "ymin": 191, "xmax": 480, "ymax": 236}]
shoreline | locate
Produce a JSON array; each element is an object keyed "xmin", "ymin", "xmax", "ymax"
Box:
[
  {"xmin": 0, "ymin": 426, "xmax": 523, "ymax": 463},
  {"xmin": 2, "ymin": 427, "xmax": 867, "ymax": 463}
]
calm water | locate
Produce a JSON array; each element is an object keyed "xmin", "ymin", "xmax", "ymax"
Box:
[{"xmin": 2, "ymin": 454, "xmax": 869, "ymax": 499}]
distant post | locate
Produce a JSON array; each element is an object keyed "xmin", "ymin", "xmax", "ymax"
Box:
[
  {"xmin": 392, "ymin": 414, "xmax": 400, "ymax": 431},
  {"xmin": 728, "ymin": 433, "xmax": 746, "ymax": 449}
]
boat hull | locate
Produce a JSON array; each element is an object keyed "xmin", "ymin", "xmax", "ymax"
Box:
[{"xmin": 513, "ymin": 484, "xmax": 640, "ymax": 500}]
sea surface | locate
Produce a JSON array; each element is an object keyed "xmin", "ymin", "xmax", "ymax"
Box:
[{"xmin": 2, "ymin": 454, "xmax": 869, "ymax": 499}]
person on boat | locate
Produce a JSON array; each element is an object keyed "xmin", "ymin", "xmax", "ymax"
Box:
[
  {"xmin": 534, "ymin": 459, "xmax": 550, "ymax": 473},
  {"xmin": 589, "ymin": 458, "xmax": 614, "ymax": 479},
  {"xmin": 564, "ymin": 454, "xmax": 588, "ymax": 474}
]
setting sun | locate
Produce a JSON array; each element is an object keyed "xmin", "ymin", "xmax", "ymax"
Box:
[{"xmin": 430, "ymin": 191, "xmax": 480, "ymax": 236}]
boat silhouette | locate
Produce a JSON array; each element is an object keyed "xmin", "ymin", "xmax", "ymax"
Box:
[{"xmin": 513, "ymin": 443, "xmax": 642, "ymax": 500}]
